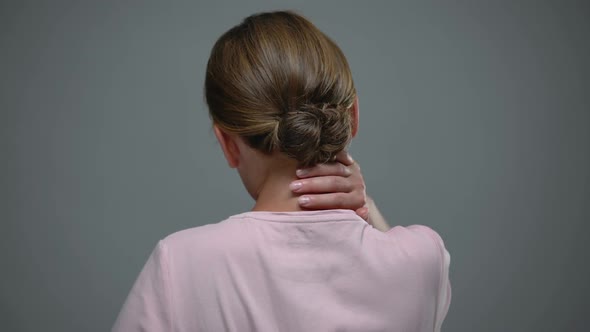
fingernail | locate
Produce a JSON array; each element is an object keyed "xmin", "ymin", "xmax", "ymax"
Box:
[
  {"xmin": 296, "ymin": 169, "xmax": 309, "ymax": 177},
  {"xmin": 298, "ymin": 196, "xmax": 310, "ymax": 206},
  {"xmin": 289, "ymin": 181, "xmax": 303, "ymax": 191}
]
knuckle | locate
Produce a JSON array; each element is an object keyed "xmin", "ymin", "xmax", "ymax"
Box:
[
  {"xmin": 338, "ymin": 177, "xmax": 352, "ymax": 191},
  {"xmin": 335, "ymin": 193, "xmax": 347, "ymax": 208},
  {"xmin": 357, "ymin": 193, "xmax": 367, "ymax": 206},
  {"xmin": 328, "ymin": 163, "xmax": 340, "ymax": 175},
  {"xmin": 306, "ymin": 166, "xmax": 319, "ymax": 177},
  {"xmin": 344, "ymin": 180, "xmax": 355, "ymax": 192},
  {"xmin": 327, "ymin": 177, "xmax": 337, "ymax": 187},
  {"xmin": 339, "ymin": 164, "xmax": 348, "ymax": 176},
  {"xmin": 360, "ymin": 182, "xmax": 366, "ymax": 191},
  {"xmin": 354, "ymin": 181, "xmax": 366, "ymax": 192},
  {"xmin": 360, "ymin": 180, "xmax": 366, "ymax": 189},
  {"xmin": 318, "ymin": 163, "xmax": 329, "ymax": 173}
]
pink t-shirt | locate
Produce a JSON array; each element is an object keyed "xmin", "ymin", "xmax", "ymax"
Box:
[{"xmin": 112, "ymin": 209, "xmax": 451, "ymax": 332}]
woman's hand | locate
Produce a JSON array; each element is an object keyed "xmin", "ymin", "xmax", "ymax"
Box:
[{"xmin": 289, "ymin": 151, "xmax": 370, "ymax": 222}]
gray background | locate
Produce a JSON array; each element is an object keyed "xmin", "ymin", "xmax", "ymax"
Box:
[{"xmin": 2, "ymin": 0, "xmax": 589, "ymax": 331}]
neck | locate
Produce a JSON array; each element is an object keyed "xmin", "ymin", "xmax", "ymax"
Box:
[{"xmin": 251, "ymin": 163, "xmax": 303, "ymax": 212}]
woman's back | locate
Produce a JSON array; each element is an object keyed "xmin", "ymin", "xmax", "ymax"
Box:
[
  {"xmin": 113, "ymin": 11, "xmax": 451, "ymax": 331},
  {"xmin": 113, "ymin": 210, "xmax": 450, "ymax": 331}
]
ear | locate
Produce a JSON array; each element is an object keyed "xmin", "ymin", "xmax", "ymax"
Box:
[
  {"xmin": 350, "ymin": 96, "xmax": 359, "ymax": 137},
  {"xmin": 213, "ymin": 124, "xmax": 240, "ymax": 168}
]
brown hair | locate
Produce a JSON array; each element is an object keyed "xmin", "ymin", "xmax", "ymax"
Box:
[{"xmin": 205, "ymin": 11, "xmax": 356, "ymax": 167}]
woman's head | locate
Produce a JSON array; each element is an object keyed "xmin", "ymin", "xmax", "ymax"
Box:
[{"xmin": 205, "ymin": 11, "xmax": 358, "ymax": 169}]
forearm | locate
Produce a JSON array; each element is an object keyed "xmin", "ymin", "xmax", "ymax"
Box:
[{"xmin": 366, "ymin": 197, "xmax": 391, "ymax": 232}]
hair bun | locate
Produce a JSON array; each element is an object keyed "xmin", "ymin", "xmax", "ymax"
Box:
[{"xmin": 277, "ymin": 104, "xmax": 352, "ymax": 167}]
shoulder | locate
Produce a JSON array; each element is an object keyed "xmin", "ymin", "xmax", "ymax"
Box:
[
  {"xmin": 397, "ymin": 225, "xmax": 452, "ymax": 329},
  {"xmin": 404, "ymin": 225, "xmax": 447, "ymax": 255},
  {"xmin": 385, "ymin": 224, "xmax": 447, "ymax": 255},
  {"xmin": 384, "ymin": 224, "xmax": 450, "ymax": 280},
  {"xmin": 157, "ymin": 216, "xmax": 253, "ymax": 265}
]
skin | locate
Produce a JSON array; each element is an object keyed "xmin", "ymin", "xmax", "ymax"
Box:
[
  {"xmin": 213, "ymin": 97, "xmax": 391, "ymax": 232},
  {"xmin": 291, "ymin": 151, "xmax": 391, "ymax": 232}
]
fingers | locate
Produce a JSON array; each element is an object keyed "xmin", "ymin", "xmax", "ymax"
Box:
[
  {"xmin": 291, "ymin": 151, "xmax": 367, "ymax": 215},
  {"xmin": 297, "ymin": 192, "xmax": 366, "ymax": 210},
  {"xmin": 355, "ymin": 206, "xmax": 370, "ymax": 222},
  {"xmin": 296, "ymin": 162, "xmax": 351, "ymax": 179},
  {"xmin": 290, "ymin": 176, "xmax": 353, "ymax": 194}
]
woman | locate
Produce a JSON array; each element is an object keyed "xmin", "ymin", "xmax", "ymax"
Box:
[{"xmin": 113, "ymin": 11, "xmax": 450, "ymax": 332}]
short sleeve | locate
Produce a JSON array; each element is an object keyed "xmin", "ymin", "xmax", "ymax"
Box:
[
  {"xmin": 420, "ymin": 226, "xmax": 452, "ymax": 332},
  {"xmin": 112, "ymin": 240, "xmax": 173, "ymax": 332}
]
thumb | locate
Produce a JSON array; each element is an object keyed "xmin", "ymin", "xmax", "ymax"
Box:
[{"xmin": 355, "ymin": 206, "xmax": 371, "ymax": 223}]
